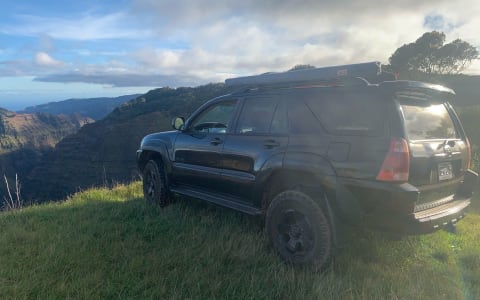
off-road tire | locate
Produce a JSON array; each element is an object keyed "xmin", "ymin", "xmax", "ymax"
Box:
[
  {"xmin": 142, "ymin": 160, "xmax": 170, "ymax": 207},
  {"xmin": 266, "ymin": 190, "xmax": 332, "ymax": 270}
]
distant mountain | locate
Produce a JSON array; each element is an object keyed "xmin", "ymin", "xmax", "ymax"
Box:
[
  {"xmin": 1, "ymin": 108, "xmax": 93, "ymax": 204},
  {"xmin": 20, "ymin": 94, "xmax": 141, "ymax": 120}
]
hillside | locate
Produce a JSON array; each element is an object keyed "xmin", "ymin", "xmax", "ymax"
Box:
[
  {"xmin": 26, "ymin": 84, "xmax": 230, "ymax": 201},
  {"xmin": 20, "ymin": 94, "xmax": 141, "ymax": 120},
  {"xmin": 0, "ymin": 108, "xmax": 91, "ymax": 154},
  {"xmin": 0, "ymin": 108, "xmax": 93, "ymax": 204},
  {"xmin": 431, "ymin": 75, "xmax": 480, "ymax": 107},
  {"xmin": 1, "ymin": 182, "xmax": 479, "ymax": 298},
  {"xmin": 396, "ymin": 73, "xmax": 480, "ymax": 107}
]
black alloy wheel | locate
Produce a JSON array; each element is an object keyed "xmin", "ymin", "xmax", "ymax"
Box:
[
  {"xmin": 266, "ymin": 190, "xmax": 332, "ymax": 270},
  {"xmin": 142, "ymin": 160, "xmax": 169, "ymax": 207}
]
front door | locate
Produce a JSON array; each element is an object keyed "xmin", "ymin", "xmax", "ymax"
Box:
[{"xmin": 172, "ymin": 99, "xmax": 238, "ymax": 192}]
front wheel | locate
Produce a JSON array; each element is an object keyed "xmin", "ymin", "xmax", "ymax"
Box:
[
  {"xmin": 142, "ymin": 160, "xmax": 170, "ymax": 207},
  {"xmin": 265, "ymin": 190, "xmax": 332, "ymax": 270}
]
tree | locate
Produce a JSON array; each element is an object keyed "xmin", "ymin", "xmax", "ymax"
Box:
[
  {"xmin": 389, "ymin": 31, "xmax": 478, "ymax": 75},
  {"xmin": 288, "ymin": 64, "xmax": 316, "ymax": 72}
]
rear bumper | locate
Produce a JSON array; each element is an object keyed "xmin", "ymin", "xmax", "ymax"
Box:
[
  {"xmin": 362, "ymin": 194, "xmax": 473, "ymax": 234},
  {"xmin": 339, "ymin": 169, "xmax": 478, "ymax": 234},
  {"xmin": 414, "ymin": 198, "xmax": 470, "ymax": 223},
  {"xmin": 411, "ymin": 198, "xmax": 470, "ymax": 233}
]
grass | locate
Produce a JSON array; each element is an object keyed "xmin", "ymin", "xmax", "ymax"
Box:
[{"xmin": 1, "ymin": 182, "xmax": 480, "ymax": 299}]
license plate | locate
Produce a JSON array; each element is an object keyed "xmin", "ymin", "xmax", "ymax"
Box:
[{"xmin": 438, "ymin": 162, "xmax": 453, "ymax": 181}]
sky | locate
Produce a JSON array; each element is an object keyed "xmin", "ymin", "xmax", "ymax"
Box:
[{"xmin": 1, "ymin": 0, "xmax": 479, "ymax": 111}]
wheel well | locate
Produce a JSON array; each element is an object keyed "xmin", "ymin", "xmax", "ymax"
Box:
[
  {"xmin": 263, "ymin": 170, "xmax": 327, "ymax": 209},
  {"xmin": 138, "ymin": 151, "xmax": 164, "ymax": 172}
]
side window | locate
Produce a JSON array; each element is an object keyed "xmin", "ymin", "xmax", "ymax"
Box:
[
  {"xmin": 236, "ymin": 98, "xmax": 278, "ymax": 134},
  {"xmin": 287, "ymin": 100, "xmax": 321, "ymax": 134},
  {"xmin": 306, "ymin": 92, "xmax": 386, "ymax": 136},
  {"xmin": 190, "ymin": 100, "xmax": 237, "ymax": 134}
]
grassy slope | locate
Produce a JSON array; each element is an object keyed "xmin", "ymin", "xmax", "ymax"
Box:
[{"xmin": 1, "ymin": 182, "xmax": 480, "ymax": 299}]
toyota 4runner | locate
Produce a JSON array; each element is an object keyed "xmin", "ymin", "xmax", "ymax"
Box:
[{"xmin": 136, "ymin": 62, "xmax": 478, "ymax": 270}]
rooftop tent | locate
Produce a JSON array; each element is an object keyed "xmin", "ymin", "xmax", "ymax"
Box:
[{"xmin": 225, "ymin": 62, "xmax": 388, "ymax": 88}]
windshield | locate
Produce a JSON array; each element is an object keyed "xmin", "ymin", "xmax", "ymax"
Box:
[{"xmin": 401, "ymin": 102, "xmax": 458, "ymax": 140}]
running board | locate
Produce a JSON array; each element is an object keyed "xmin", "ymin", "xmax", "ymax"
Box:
[{"xmin": 170, "ymin": 186, "xmax": 262, "ymax": 215}]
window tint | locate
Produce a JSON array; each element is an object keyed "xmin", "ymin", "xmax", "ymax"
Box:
[
  {"xmin": 270, "ymin": 99, "xmax": 288, "ymax": 134},
  {"xmin": 190, "ymin": 100, "xmax": 237, "ymax": 133},
  {"xmin": 401, "ymin": 103, "xmax": 457, "ymax": 140},
  {"xmin": 287, "ymin": 101, "xmax": 320, "ymax": 134},
  {"xmin": 306, "ymin": 92, "xmax": 386, "ymax": 136},
  {"xmin": 237, "ymin": 98, "xmax": 278, "ymax": 134}
]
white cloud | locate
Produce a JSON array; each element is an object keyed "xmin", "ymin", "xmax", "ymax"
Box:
[
  {"xmin": 34, "ymin": 52, "xmax": 64, "ymax": 67},
  {"xmin": 465, "ymin": 60, "xmax": 480, "ymax": 75},
  {"xmin": 132, "ymin": 48, "xmax": 183, "ymax": 71},
  {"xmin": 4, "ymin": 12, "xmax": 152, "ymax": 40},
  {"xmin": 124, "ymin": 0, "xmax": 480, "ymax": 80}
]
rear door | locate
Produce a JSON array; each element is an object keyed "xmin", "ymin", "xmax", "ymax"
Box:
[
  {"xmin": 303, "ymin": 89, "xmax": 390, "ymax": 179},
  {"xmin": 399, "ymin": 99, "xmax": 469, "ymax": 207},
  {"xmin": 220, "ymin": 96, "xmax": 288, "ymax": 204}
]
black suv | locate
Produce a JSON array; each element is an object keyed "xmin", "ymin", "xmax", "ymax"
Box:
[{"xmin": 136, "ymin": 62, "xmax": 478, "ymax": 269}]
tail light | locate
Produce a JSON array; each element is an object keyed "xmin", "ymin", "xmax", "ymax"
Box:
[
  {"xmin": 466, "ymin": 137, "xmax": 471, "ymax": 169},
  {"xmin": 377, "ymin": 138, "xmax": 410, "ymax": 182}
]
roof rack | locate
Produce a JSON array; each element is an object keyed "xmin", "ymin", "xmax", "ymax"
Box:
[{"xmin": 225, "ymin": 62, "xmax": 387, "ymax": 88}]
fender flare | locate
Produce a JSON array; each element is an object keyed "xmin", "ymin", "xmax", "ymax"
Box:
[{"xmin": 138, "ymin": 142, "xmax": 172, "ymax": 174}]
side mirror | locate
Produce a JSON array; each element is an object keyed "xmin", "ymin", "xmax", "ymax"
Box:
[{"xmin": 172, "ymin": 117, "xmax": 185, "ymax": 131}]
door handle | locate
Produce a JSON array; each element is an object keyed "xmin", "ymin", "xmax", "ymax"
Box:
[
  {"xmin": 210, "ymin": 137, "xmax": 223, "ymax": 145},
  {"xmin": 264, "ymin": 140, "xmax": 280, "ymax": 149}
]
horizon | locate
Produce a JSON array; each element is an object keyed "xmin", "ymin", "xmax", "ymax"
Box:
[
  {"xmin": 1, "ymin": 0, "xmax": 479, "ymax": 110},
  {"xmin": 0, "ymin": 89, "xmax": 145, "ymax": 111},
  {"xmin": 2, "ymin": 70, "xmax": 480, "ymax": 112}
]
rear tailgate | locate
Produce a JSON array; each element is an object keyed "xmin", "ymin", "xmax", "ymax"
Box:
[{"xmin": 400, "ymin": 100, "xmax": 470, "ymax": 211}]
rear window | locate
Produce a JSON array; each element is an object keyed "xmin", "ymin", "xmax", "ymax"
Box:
[{"xmin": 401, "ymin": 103, "xmax": 458, "ymax": 140}]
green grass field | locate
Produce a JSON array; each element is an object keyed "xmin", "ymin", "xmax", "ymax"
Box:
[{"xmin": 1, "ymin": 182, "xmax": 480, "ymax": 299}]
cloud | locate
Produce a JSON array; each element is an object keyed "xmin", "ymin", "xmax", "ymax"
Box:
[
  {"xmin": 2, "ymin": 0, "xmax": 480, "ymax": 90},
  {"xmin": 34, "ymin": 52, "xmax": 64, "ymax": 67},
  {"xmin": 130, "ymin": 0, "xmax": 455, "ymax": 35},
  {"xmin": 132, "ymin": 48, "xmax": 182, "ymax": 71},
  {"xmin": 144, "ymin": 15, "xmax": 412, "ymax": 76},
  {"xmin": 33, "ymin": 73, "xmax": 207, "ymax": 88},
  {"xmin": 465, "ymin": 60, "xmax": 480, "ymax": 75},
  {"xmin": 126, "ymin": 0, "xmax": 480, "ymax": 77},
  {"xmin": 3, "ymin": 12, "xmax": 152, "ymax": 40}
]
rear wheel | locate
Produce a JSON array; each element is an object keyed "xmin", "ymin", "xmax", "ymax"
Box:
[
  {"xmin": 266, "ymin": 190, "xmax": 332, "ymax": 270},
  {"xmin": 142, "ymin": 160, "xmax": 169, "ymax": 207}
]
